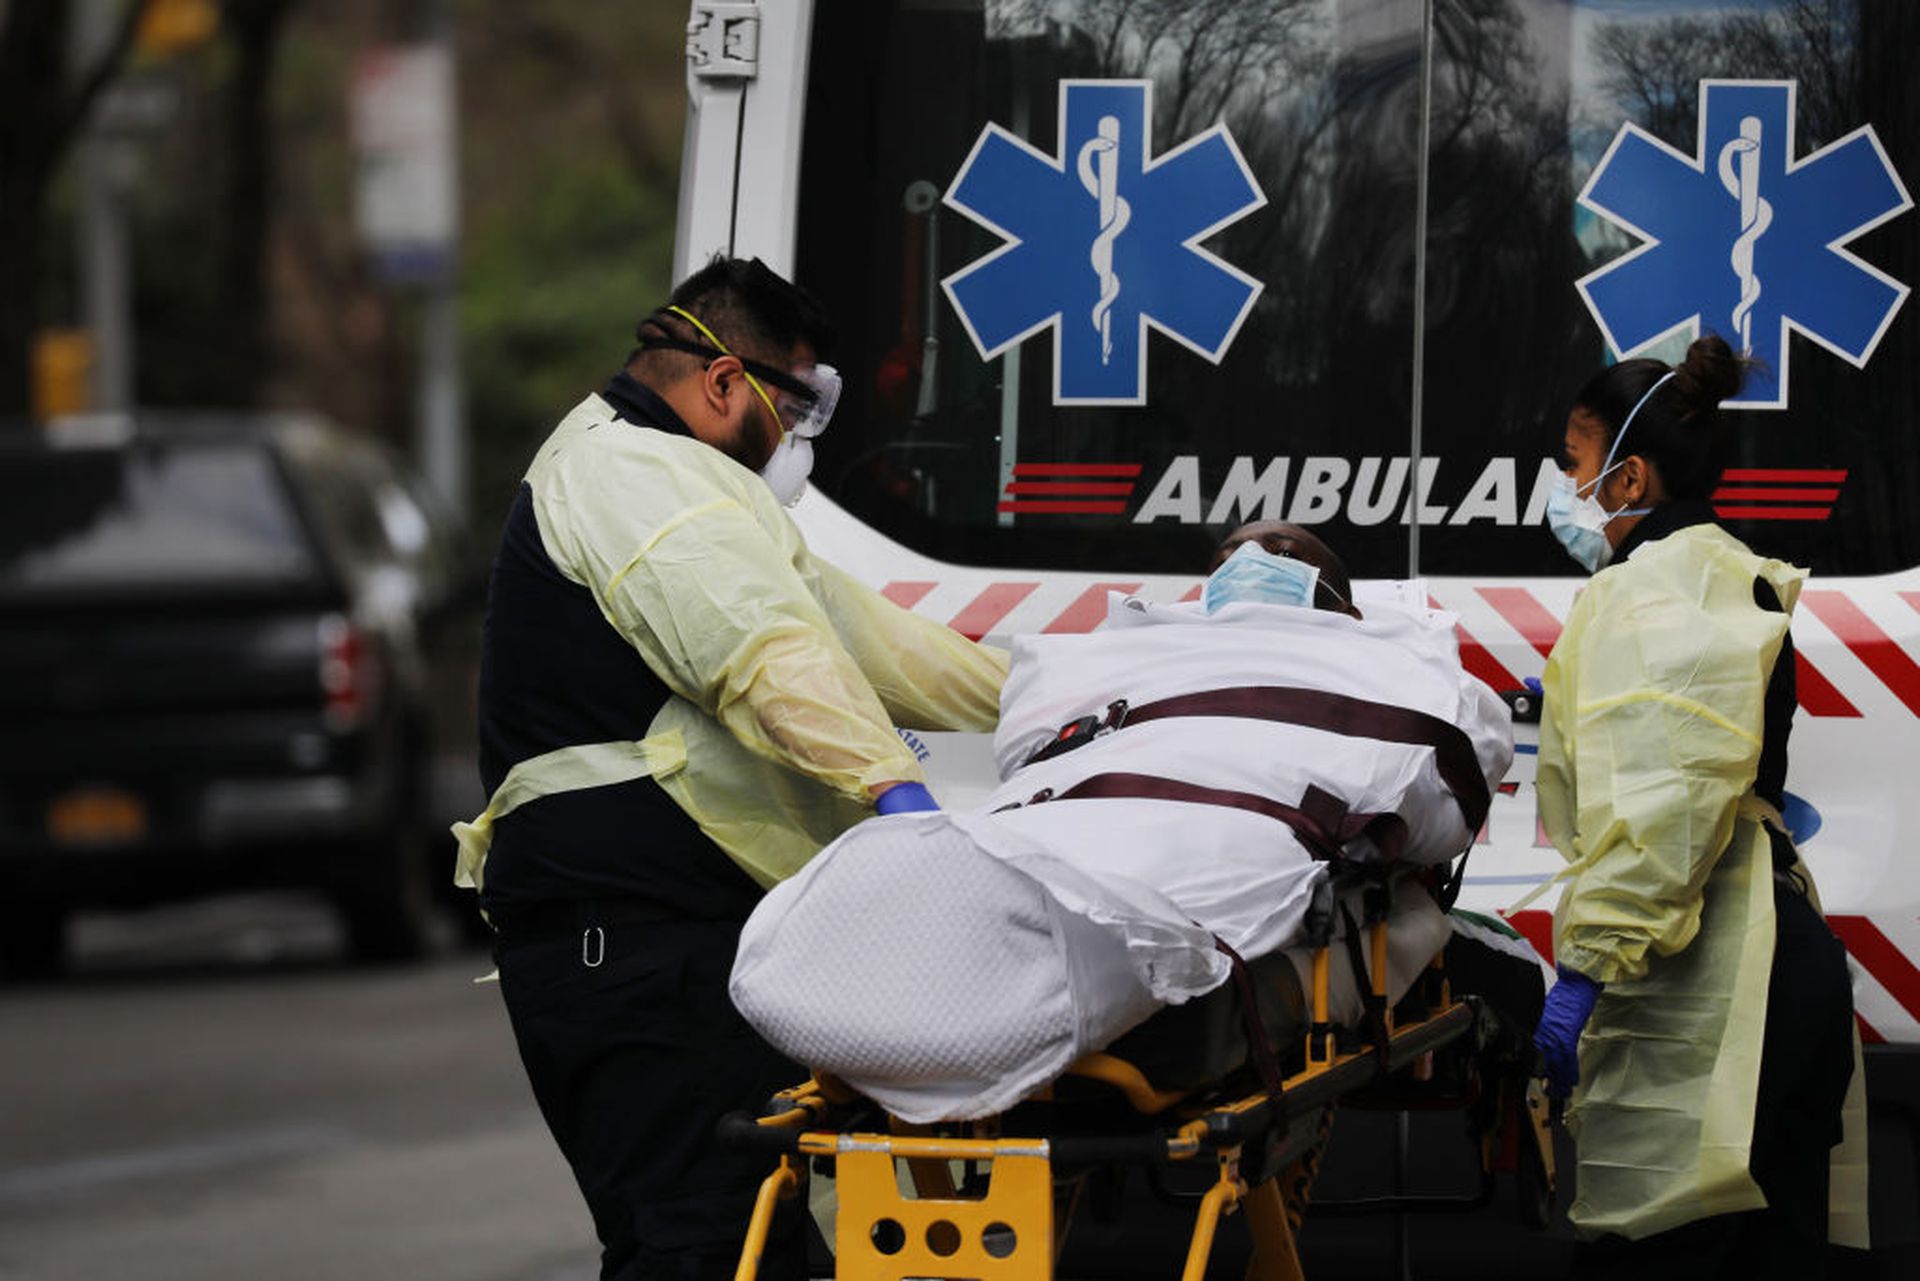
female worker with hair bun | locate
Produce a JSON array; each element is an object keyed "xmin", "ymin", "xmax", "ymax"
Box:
[{"xmin": 1529, "ymin": 334, "xmax": 1868, "ymax": 1274}]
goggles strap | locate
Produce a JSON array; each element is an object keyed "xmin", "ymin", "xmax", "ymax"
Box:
[{"xmin": 638, "ymin": 308, "xmax": 817, "ymax": 402}]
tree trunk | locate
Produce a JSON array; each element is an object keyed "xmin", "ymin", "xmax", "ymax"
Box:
[
  {"xmin": 219, "ymin": 0, "xmax": 297, "ymax": 407},
  {"xmin": 0, "ymin": 0, "xmax": 151, "ymax": 422},
  {"xmin": 0, "ymin": 3, "xmax": 74, "ymax": 420}
]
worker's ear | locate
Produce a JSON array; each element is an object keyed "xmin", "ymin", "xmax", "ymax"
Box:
[
  {"xmin": 1614, "ymin": 454, "xmax": 1651, "ymax": 506},
  {"xmin": 700, "ymin": 354, "xmax": 747, "ymax": 418}
]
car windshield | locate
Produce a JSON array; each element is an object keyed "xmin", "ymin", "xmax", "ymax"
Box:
[{"xmin": 0, "ymin": 439, "xmax": 321, "ymax": 596}]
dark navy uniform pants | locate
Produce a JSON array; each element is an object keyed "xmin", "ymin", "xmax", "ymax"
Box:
[{"xmin": 495, "ymin": 916, "xmax": 808, "ymax": 1280}]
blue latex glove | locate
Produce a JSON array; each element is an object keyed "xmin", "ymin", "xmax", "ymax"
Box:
[
  {"xmin": 1533, "ymin": 966, "xmax": 1603, "ymax": 1098},
  {"xmin": 874, "ymin": 782, "xmax": 940, "ymax": 815}
]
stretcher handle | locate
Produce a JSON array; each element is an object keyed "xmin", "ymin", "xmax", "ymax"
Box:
[
  {"xmin": 716, "ymin": 1111, "xmax": 804, "ymax": 1154},
  {"xmin": 1050, "ymin": 1130, "xmax": 1194, "ymax": 1168}
]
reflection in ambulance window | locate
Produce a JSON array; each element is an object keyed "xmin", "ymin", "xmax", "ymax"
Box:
[{"xmin": 797, "ymin": 0, "xmax": 1918, "ymax": 578}]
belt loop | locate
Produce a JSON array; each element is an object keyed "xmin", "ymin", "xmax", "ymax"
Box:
[{"xmin": 582, "ymin": 926, "xmax": 606, "ymax": 968}]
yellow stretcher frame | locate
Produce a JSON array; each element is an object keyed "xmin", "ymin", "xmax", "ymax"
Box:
[{"xmin": 726, "ymin": 916, "xmax": 1557, "ymax": 1281}]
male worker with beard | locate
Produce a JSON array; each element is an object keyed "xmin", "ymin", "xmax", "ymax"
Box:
[{"xmin": 455, "ymin": 257, "xmax": 1006, "ymax": 1279}]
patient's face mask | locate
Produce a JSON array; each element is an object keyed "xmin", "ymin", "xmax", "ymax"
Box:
[{"xmin": 1203, "ymin": 542, "xmax": 1323, "ymax": 613}]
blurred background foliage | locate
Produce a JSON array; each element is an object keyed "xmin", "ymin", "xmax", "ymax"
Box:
[{"xmin": 8, "ymin": 0, "xmax": 689, "ymax": 548}]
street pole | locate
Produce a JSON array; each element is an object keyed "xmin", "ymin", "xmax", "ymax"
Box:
[
  {"xmin": 74, "ymin": 0, "xmax": 134, "ymax": 413},
  {"xmin": 417, "ymin": 0, "xmax": 465, "ymax": 519},
  {"xmin": 420, "ymin": 273, "xmax": 466, "ymax": 520}
]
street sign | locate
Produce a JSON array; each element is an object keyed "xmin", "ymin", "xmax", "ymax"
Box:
[{"xmin": 351, "ymin": 44, "xmax": 459, "ymax": 284}]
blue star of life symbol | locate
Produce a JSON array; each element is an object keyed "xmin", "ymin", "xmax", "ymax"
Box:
[
  {"xmin": 941, "ymin": 80, "xmax": 1266, "ymax": 406},
  {"xmin": 1577, "ymin": 80, "xmax": 1912, "ymax": 409}
]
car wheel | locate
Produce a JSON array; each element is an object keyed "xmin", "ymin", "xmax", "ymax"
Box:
[
  {"xmin": 0, "ymin": 900, "xmax": 70, "ymax": 981},
  {"xmin": 334, "ymin": 825, "xmax": 438, "ymax": 965}
]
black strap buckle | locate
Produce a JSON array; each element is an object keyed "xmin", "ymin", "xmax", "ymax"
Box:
[{"xmin": 1024, "ymin": 699, "xmax": 1132, "ymax": 767}]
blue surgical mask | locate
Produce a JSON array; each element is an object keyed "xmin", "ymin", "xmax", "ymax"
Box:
[
  {"xmin": 1544, "ymin": 472, "xmax": 1621, "ymax": 573},
  {"xmin": 1204, "ymin": 542, "xmax": 1323, "ymax": 613},
  {"xmin": 1545, "ymin": 370, "xmax": 1674, "ymax": 573}
]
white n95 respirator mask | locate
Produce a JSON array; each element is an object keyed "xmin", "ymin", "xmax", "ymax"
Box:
[
  {"xmin": 758, "ymin": 362, "xmax": 840, "ymax": 507},
  {"xmin": 759, "ymin": 433, "xmax": 815, "ymax": 507},
  {"xmin": 1203, "ymin": 541, "xmax": 1322, "ymax": 613}
]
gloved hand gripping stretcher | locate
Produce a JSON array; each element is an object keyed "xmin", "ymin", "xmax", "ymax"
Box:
[{"xmin": 724, "ymin": 589, "xmax": 1553, "ymax": 1279}]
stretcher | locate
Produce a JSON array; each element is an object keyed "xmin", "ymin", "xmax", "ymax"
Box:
[{"xmin": 722, "ymin": 867, "xmax": 1555, "ymax": 1281}]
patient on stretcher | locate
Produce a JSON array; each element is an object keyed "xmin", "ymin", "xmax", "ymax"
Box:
[{"xmin": 730, "ymin": 523, "xmax": 1518, "ymax": 1124}]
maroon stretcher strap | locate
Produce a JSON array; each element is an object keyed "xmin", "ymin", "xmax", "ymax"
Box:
[
  {"xmin": 1022, "ymin": 773, "xmax": 1408, "ymax": 864},
  {"xmin": 1214, "ymin": 934, "xmax": 1288, "ymax": 1106},
  {"xmin": 1030, "ymin": 684, "xmax": 1491, "ymax": 832}
]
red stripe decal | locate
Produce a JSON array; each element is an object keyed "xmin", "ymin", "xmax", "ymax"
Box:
[
  {"xmin": 880, "ymin": 581, "xmax": 936, "ymax": 610},
  {"xmin": 1043, "ymin": 583, "xmax": 1143, "ymax": 634},
  {"xmin": 1477, "ymin": 587, "xmax": 1562, "ymax": 659},
  {"xmin": 1003, "ymin": 482, "xmax": 1136, "ymax": 496},
  {"xmin": 1179, "ymin": 583, "xmax": 1202, "ymax": 603},
  {"xmin": 1719, "ymin": 468, "xmax": 1848, "ymax": 483},
  {"xmin": 1012, "ymin": 463, "xmax": 1143, "ymax": 477},
  {"xmin": 1900, "ymin": 591, "xmax": 1920, "ymax": 616},
  {"xmin": 1500, "ymin": 909, "xmax": 1554, "ymax": 967},
  {"xmin": 1827, "ymin": 915, "xmax": 1920, "ymax": 1025},
  {"xmin": 1794, "ymin": 650, "xmax": 1863, "ymax": 718},
  {"xmin": 1430, "ymin": 595, "xmax": 1523, "ymax": 692},
  {"xmin": 1856, "ymin": 1013, "xmax": 1884, "ymax": 1045},
  {"xmin": 1801, "ymin": 590, "xmax": 1920, "ymax": 718},
  {"xmin": 1713, "ymin": 506, "xmax": 1831, "ymax": 521},
  {"xmin": 997, "ymin": 501, "xmax": 1128, "ymax": 514},
  {"xmin": 1710, "ymin": 487, "xmax": 1841, "ymax": 502},
  {"xmin": 1459, "ymin": 639, "xmax": 1525, "ymax": 695},
  {"xmin": 947, "ymin": 582, "xmax": 1038, "ymax": 641}
]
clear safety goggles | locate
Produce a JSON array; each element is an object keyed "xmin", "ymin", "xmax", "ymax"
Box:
[{"xmin": 777, "ymin": 363, "xmax": 840, "ymax": 440}]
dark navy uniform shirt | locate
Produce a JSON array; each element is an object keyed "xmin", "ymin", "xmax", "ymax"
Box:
[{"xmin": 474, "ymin": 374, "xmax": 766, "ymax": 919}]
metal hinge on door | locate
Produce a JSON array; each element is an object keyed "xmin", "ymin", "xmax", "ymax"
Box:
[{"xmin": 687, "ymin": 2, "xmax": 760, "ymax": 80}]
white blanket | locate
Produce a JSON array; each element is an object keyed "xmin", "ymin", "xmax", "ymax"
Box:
[{"xmin": 730, "ymin": 592, "xmax": 1513, "ymax": 1122}]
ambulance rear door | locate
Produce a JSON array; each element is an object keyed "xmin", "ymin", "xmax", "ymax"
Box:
[{"xmin": 689, "ymin": 2, "xmax": 1920, "ymax": 1063}]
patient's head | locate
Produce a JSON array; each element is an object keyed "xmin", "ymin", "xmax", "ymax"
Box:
[{"xmin": 1208, "ymin": 521, "xmax": 1361, "ymax": 619}]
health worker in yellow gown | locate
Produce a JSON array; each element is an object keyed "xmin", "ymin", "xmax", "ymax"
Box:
[{"xmin": 1531, "ymin": 335, "xmax": 1868, "ymax": 1277}]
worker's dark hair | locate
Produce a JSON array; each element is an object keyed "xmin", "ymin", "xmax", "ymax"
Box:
[
  {"xmin": 1572, "ymin": 335, "xmax": 1748, "ymax": 500},
  {"xmin": 631, "ymin": 256, "xmax": 835, "ymax": 383}
]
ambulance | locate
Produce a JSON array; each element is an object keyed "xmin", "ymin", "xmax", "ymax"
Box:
[{"xmin": 676, "ymin": 0, "xmax": 1918, "ymax": 1230}]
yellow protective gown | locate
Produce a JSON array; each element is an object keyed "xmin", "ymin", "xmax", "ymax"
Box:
[
  {"xmin": 454, "ymin": 392, "xmax": 1007, "ymax": 892},
  {"xmin": 1537, "ymin": 522, "xmax": 1867, "ymax": 1245}
]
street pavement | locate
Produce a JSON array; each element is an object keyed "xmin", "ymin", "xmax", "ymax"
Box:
[
  {"xmin": 0, "ymin": 895, "xmax": 600, "ymax": 1281},
  {"xmin": 4, "ymin": 895, "xmax": 1904, "ymax": 1280},
  {"xmin": 0, "ymin": 893, "xmax": 1581, "ymax": 1281}
]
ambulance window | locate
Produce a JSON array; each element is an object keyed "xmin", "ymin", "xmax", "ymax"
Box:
[
  {"xmin": 796, "ymin": 0, "xmax": 1427, "ymax": 575},
  {"xmin": 1414, "ymin": 0, "xmax": 1920, "ymax": 579},
  {"xmin": 795, "ymin": 1, "xmax": 1920, "ymax": 578}
]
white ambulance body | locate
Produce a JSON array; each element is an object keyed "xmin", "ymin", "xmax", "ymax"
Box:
[{"xmin": 676, "ymin": 0, "xmax": 1919, "ymax": 1216}]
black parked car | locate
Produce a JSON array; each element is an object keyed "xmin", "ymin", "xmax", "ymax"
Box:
[{"xmin": 0, "ymin": 414, "xmax": 480, "ymax": 976}]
